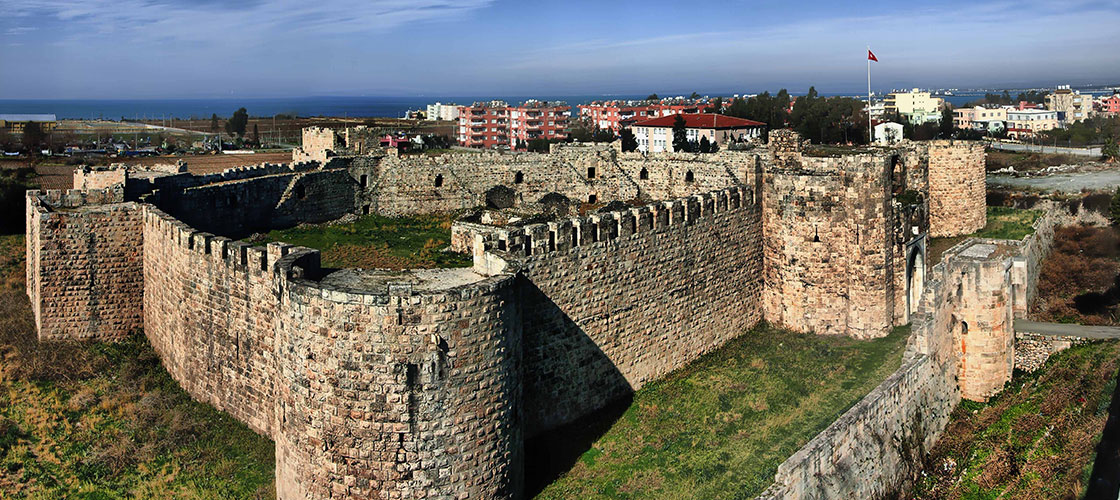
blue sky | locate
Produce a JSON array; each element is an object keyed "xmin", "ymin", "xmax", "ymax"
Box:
[{"xmin": 1, "ymin": 0, "xmax": 1119, "ymax": 99}]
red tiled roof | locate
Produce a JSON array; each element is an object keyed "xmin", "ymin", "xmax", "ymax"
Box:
[{"xmin": 633, "ymin": 113, "xmax": 765, "ymax": 129}]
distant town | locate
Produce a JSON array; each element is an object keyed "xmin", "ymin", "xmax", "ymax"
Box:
[{"xmin": 1, "ymin": 84, "xmax": 1119, "ymax": 162}]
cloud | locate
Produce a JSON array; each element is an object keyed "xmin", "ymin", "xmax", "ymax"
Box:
[
  {"xmin": 4, "ymin": 27, "xmax": 37, "ymax": 35},
  {"xmin": 2, "ymin": 0, "xmax": 492, "ymax": 43}
]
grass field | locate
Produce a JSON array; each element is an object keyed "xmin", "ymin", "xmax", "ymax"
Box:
[
  {"xmin": 0, "ymin": 234, "xmax": 276, "ymax": 499},
  {"xmin": 247, "ymin": 213, "xmax": 472, "ymax": 270},
  {"xmin": 930, "ymin": 206, "xmax": 1042, "ymax": 265},
  {"xmin": 535, "ymin": 323, "xmax": 911, "ymax": 499},
  {"xmin": 910, "ymin": 340, "xmax": 1120, "ymax": 499}
]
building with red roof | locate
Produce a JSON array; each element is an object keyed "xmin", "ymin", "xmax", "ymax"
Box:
[{"xmin": 632, "ymin": 114, "xmax": 765, "ymax": 153}]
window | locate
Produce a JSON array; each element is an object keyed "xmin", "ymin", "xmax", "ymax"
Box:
[
  {"xmin": 639, "ymin": 167, "xmax": 649, "ymax": 180},
  {"xmin": 684, "ymin": 170, "xmax": 694, "ymax": 183},
  {"xmin": 434, "ymin": 174, "xmax": 444, "ymax": 187},
  {"xmin": 587, "ymin": 167, "xmax": 596, "ymax": 179},
  {"xmin": 359, "ymin": 174, "xmax": 367, "ymax": 188},
  {"xmin": 514, "ymin": 171, "xmax": 524, "ymax": 184},
  {"xmin": 588, "ymin": 194, "xmax": 597, "ymax": 204}
]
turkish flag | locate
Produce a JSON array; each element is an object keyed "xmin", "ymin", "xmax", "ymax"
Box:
[{"xmin": 868, "ymin": 49, "xmax": 878, "ymax": 62}]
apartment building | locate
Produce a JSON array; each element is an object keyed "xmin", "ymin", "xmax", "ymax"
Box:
[
  {"xmin": 1098, "ymin": 93, "xmax": 1120, "ymax": 117},
  {"xmin": 457, "ymin": 100, "xmax": 569, "ymax": 149},
  {"xmin": 425, "ymin": 102, "xmax": 460, "ymax": 121},
  {"xmin": 457, "ymin": 101, "xmax": 510, "ymax": 149},
  {"xmin": 632, "ymin": 113, "xmax": 764, "ymax": 153},
  {"xmin": 578, "ymin": 100, "xmax": 712, "ymax": 133},
  {"xmin": 883, "ymin": 89, "xmax": 945, "ymax": 124},
  {"xmin": 953, "ymin": 106, "xmax": 1008, "ymax": 133},
  {"xmin": 1045, "ymin": 86, "xmax": 1093, "ymax": 123},
  {"xmin": 509, "ymin": 101, "xmax": 569, "ymax": 147},
  {"xmin": 1006, "ymin": 109, "xmax": 1058, "ymax": 138}
]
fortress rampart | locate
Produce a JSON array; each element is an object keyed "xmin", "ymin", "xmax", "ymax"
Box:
[{"xmin": 25, "ymin": 129, "xmax": 1028, "ymax": 499}]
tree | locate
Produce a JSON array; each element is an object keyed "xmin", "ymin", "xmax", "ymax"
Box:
[
  {"xmin": 225, "ymin": 107, "xmax": 249, "ymax": 137},
  {"xmin": 646, "ymin": 93, "xmax": 659, "ymax": 101},
  {"xmin": 22, "ymin": 122, "xmax": 44, "ymax": 156},
  {"xmin": 689, "ymin": 92, "xmax": 701, "ymax": 99},
  {"xmin": 1111, "ymin": 187, "xmax": 1120, "ymax": 225},
  {"xmin": 671, "ymin": 114, "xmax": 689, "ymax": 152},
  {"xmin": 939, "ymin": 106, "xmax": 954, "ymax": 138},
  {"xmin": 251, "ymin": 123, "xmax": 260, "ymax": 145},
  {"xmin": 1103, "ymin": 139, "xmax": 1119, "ymax": 162},
  {"xmin": 620, "ymin": 128, "xmax": 638, "ymax": 152},
  {"xmin": 699, "ymin": 136, "xmax": 711, "ymax": 153},
  {"xmin": 591, "ymin": 128, "xmax": 616, "ymax": 143},
  {"xmin": 704, "ymin": 97, "xmax": 723, "ymax": 114},
  {"xmin": 210, "ymin": 114, "xmax": 220, "ymax": 133}
]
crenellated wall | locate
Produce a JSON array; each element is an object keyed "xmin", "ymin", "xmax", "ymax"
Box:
[
  {"xmin": 141, "ymin": 204, "xmax": 524, "ymax": 499},
  {"xmin": 27, "ymin": 129, "xmax": 1004, "ymax": 499},
  {"xmin": 465, "ymin": 187, "xmax": 764, "ymax": 433}
]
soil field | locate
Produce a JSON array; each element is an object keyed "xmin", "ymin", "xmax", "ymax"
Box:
[
  {"xmin": 123, "ymin": 152, "xmax": 295, "ymax": 174},
  {"xmin": 1, "ymin": 152, "xmax": 294, "ymax": 191}
]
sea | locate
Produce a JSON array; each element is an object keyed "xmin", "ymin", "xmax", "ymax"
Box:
[{"xmin": 0, "ymin": 92, "xmax": 1081, "ymax": 121}]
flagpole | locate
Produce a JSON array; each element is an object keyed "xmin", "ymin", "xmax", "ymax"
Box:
[{"xmin": 867, "ymin": 45, "xmax": 873, "ymax": 144}]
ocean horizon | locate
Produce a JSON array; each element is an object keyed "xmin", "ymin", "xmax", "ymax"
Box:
[{"xmin": 0, "ymin": 93, "xmax": 1007, "ymax": 121}]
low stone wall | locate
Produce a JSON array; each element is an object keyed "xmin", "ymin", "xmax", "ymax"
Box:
[
  {"xmin": 758, "ymin": 352, "xmax": 957, "ymax": 499},
  {"xmin": 1014, "ymin": 332, "xmax": 1089, "ymax": 372}
]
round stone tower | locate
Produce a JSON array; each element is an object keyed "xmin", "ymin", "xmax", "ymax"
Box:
[{"xmin": 926, "ymin": 140, "xmax": 985, "ymax": 237}]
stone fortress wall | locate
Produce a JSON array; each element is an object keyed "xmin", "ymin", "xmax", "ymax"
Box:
[{"xmin": 25, "ymin": 127, "xmax": 1034, "ymax": 500}]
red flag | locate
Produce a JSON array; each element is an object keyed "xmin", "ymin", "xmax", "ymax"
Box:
[{"xmin": 868, "ymin": 49, "xmax": 878, "ymax": 62}]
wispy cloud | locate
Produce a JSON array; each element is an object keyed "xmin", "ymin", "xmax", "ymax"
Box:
[
  {"xmin": 4, "ymin": 26, "xmax": 37, "ymax": 36},
  {"xmin": 2, "ymin": 0, "xmax": 492, "ymax": 43}
]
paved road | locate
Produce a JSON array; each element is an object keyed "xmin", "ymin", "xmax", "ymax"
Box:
[
  {"xmin": 1014, "ymin": 319, "xmax": 1120, "ymax": 339},
  {"xmin": 989, "ymin": 141, "xmax": 1102, "ymax": 157}
]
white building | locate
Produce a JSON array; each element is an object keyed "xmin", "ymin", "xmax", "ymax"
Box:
[
  {"xmin": 873, "ymin": 122, "xmax": 904, "ymax": 145},
  {"xmin": 632, "ymin": 114, "xmax": 764, "ymax": 153},
  {"xmin": 426, "ymin": 102, "xmax": 460, "ymax": 121}
]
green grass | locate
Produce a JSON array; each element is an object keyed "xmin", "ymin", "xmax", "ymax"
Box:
[
  {"xmin": 974, "ymin": 206, "xmax": 1042, "ymax": 240},
  {"xmin": 929, "ymin": 206, "xmax": 1042, "ymax": 265},
  {"xmin": 248, "ymin": 213, "xmax": 472, "ymax": 270},
  {"xmin": 910, "ymin": 340, "xmax": 1120, "ymax": 499},
  {"xmin": 536, "ymin": 323, "xmax": 911, "ymax": 499},
  {"xmin": 0, "ymin": 234, "xmax": 275, "ymax": 499}
]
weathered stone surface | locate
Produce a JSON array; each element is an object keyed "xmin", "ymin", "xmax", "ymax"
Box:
[{"xmin": 26, "ymin": 129, "xmax": 1012, "ymax": 500}]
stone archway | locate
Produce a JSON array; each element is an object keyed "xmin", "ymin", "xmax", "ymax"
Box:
[{"xmin": 907, "ymin": 248, "xmax": 925, "ymax": 319}]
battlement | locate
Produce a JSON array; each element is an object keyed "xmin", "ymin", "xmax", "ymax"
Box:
[
  {"xmin": 472, "ymin": 186, "xmax": 748, "ymax": 260},
  {"xmin": 27, "ymin": 128, "xmax": 999, "ymax": 499},
  {"xmin": 28, "ymin": 187, "xmax": 125, "ymax": 208}
]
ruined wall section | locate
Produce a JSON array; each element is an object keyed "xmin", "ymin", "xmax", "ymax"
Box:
[
  {"xmin": 615, "ymin": 150, "xmax": 757, "ymax": 201},
  {"xmin": 145, "ymin": 168, "xmax": 357, "ymax": 239},
  {"xmin": 758, "ymin": 219, "xmax": 969, "ymax": 499},
  {"xmin": 26, "ymin": 188, "xmax": 144, "ymax": 341},
  {"xmin": 73, "ymin": 167, "xmax": 127, "ymax": 190},
  {"xmin": 477, "ymin": 187, "xmax": 763, "ymax": 434},
  {"xmin": 927, "ymin": 141, "xmax": 986, "ymax": 237},
  {"xmin": 347, "ymin": 145, "xmax": 754, "ymax": 217},
  {"xmin": 763, "ymin": 132, "xmax": 897, "ymax": 339}
]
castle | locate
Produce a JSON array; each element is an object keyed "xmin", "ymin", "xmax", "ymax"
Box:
[{"xmin": 27, "ymin": 128, "xmax": 1055, "ymax": 499}]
